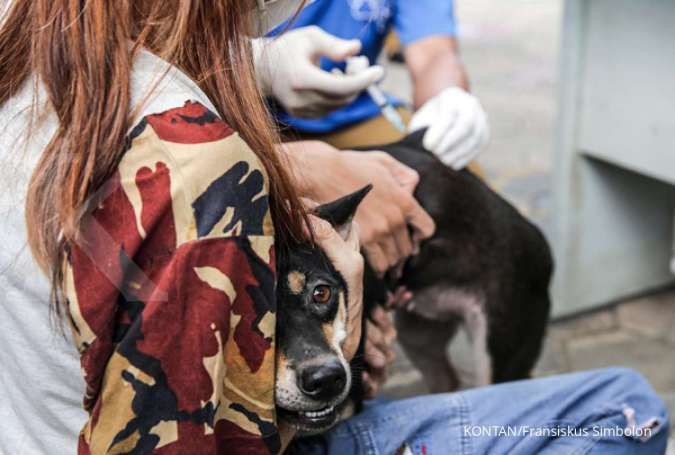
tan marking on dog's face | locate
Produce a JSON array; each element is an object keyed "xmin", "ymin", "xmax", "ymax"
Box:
[
  {"xmin": 322, "ymin": 322, "xmax": 334, "ymax": 346},
  {"xmin": 276, "ymin": 350, "xmax": 288, "ymax": 371},
  {"xmin": 336, "ymin": 292, "xmax": 347, "ymax": 345},
  {"xmin": 287, "ymin": 271, "xmax": 306, "ymax": 295}
]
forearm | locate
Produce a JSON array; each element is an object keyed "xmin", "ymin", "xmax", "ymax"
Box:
[
  {"xmin": 405, "ymin": 36, "xmax": 470, "ymax": 109},
  {"xmin": 277, "ymin": 140, "xmax": 340, "ymax": 198}
]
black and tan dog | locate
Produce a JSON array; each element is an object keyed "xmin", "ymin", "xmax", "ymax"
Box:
[
  {"xmin": 274, "ymin": 186, "xmax": 371, "ymax": 433},
  {"xmin": 275, "ymin": 131, "xmax": 553, "ymax": 432}
]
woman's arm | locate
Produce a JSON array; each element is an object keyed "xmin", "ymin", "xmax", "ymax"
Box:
[
  {"xmin": 64, "ymin": 102, "xmax": 282, "ymax": 454},
  {"xmin": 279, "ymin": 141, "xmax": 435, "ymax": 277}
]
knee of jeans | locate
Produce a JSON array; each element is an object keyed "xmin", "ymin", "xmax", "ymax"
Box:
[
  {"xmin": 593, "ymin": 368, "xmax": 665, "ymax": 412},
  {"xmin": 601, "ymin": 367, "xmax": 650, "ymax": 390},
  {"xmin": 600, "ymin": 367, "xmax": 670, "ymax": 432}
]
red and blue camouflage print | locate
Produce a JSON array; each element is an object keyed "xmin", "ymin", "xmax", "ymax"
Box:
[{"xmin": 63, "ymin": 101, "xmax": 281, "ymax": 454}]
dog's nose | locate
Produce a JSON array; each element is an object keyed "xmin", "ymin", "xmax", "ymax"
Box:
[{"xmin": 298, "ymin": 361, "xmax": 347, "ymax": 400}]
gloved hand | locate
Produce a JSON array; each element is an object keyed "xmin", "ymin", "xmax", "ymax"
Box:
[
  {"xmin": 252, "ymin": 26, "xmax": 384, "ymax": 118},
  {"xmin": 408, "ymin": 87, "xmax": 490, "ymax": 170}
]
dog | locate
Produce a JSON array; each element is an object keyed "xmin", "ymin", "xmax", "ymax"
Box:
[
  {"xmin": 275, "ymin": 130, "xmax": 553, "ymax": 433},
  {"xmin": 274, "ymin": 186, "xmax": 372, "ymax": 433}
]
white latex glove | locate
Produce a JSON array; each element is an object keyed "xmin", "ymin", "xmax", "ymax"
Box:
[
  {"xmin": 252, "ymin": 26, "xmax": 385, "ymax": 118},
  {"xmin": 408, "ymin": 87, "xmax": 490, "ymax": 170}
]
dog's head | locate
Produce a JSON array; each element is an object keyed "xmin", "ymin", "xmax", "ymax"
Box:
[{"xmin": 275, "ymin": 186, "xmax": 371, "ymax": 433}]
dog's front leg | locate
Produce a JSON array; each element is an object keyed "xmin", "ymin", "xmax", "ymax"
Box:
[{"xmin": 395, "ymin": 310, "xmax": 462, "ymax": 393}]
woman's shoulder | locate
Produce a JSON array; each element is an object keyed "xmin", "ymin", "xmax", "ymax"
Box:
[
  {"xmin": 122, "ymin": 53, "xmax": 274, "ymax": 242},
  {"xmin": 129, "ymin": 49, "xmax": 219, "ymax": 122},
  {"xmin": 128, "ymin": 49, "xmax": 267, "ymax": 181}
]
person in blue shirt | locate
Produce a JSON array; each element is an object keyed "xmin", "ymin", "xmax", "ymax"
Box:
[{"xmin": 255, "ymin": 0, "xmax": 489, "ymax": 169}]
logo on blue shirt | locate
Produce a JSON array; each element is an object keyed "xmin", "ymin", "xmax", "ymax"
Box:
[{"xmin": 347, "ymin": 0, "xmax": 392, "ymax": 31}]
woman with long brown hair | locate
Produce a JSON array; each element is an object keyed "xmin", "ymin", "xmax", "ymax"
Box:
[
  {"xmin": 0, "ymin": 0, "xmax": 367, "ymax": 452},
  {"xmin": 0, "ymin": 0, "xmax": 670, "ymax": 454}
]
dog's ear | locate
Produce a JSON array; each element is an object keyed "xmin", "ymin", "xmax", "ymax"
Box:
[{"xmin": 314, "ymin": 185, "xmax": 373, "ymax": 240}]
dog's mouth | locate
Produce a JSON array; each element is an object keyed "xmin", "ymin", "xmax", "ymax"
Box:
[{"xmin": 277, "ymin": 404, "xmax": 339, "ymax": 432}]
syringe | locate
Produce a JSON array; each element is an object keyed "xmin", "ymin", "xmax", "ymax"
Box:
[{"xmin": 345, "ymin": 56, "xmax": 407, "ymax": 133}]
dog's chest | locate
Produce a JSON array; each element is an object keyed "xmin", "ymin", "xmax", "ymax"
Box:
[{"xmin": 406, "ymin": 286, "xmax": 485, "ymax": 323}]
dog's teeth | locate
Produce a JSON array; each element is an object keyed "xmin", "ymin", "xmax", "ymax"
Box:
[{"xmin": 301, "ymin": 406, "xmax": 335, "ymax": 419}]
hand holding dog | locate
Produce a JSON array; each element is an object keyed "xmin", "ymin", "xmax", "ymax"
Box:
[
  {"xmin": 363, "ymin": 306, "xmax": 397, "ymax": 398},
  {"xmin": 310, "ymin": 214, "xmax": 365, "ymax": 361},
  {"xmin": 284, "ymin": 141, "xmax": 436, "ymax": 277},
  {"xmin": 362, "ymin": 288, "xmax": 413, "ymax": 397}
]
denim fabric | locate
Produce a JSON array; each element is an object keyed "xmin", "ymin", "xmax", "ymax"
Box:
[{"xmin": 292, "ymin": 368, "xmax": 669, "ymax": 454}]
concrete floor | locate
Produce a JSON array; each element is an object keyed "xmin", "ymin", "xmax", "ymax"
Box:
[{"xmin": 378, "ymin": 0, "xmax": 674, "ymax": 450}]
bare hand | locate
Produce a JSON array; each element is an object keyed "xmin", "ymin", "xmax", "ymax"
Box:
[
  {"xmin": 363, "ymin": 306, "xmax": 398, "ymax": 398},
  {"xmin": 309, "ymin": 214, "xmax": 365, "ymax": 361},
  {"xmin": 284, "ymin": 141, "xmax": 436, "ymax": 277},
  {"xmin": 385, "ymin": 286, "xmax": 413, "ymax": 310}
]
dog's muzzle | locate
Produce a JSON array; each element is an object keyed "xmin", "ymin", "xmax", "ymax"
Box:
[
  {"xmin": 298, "ymin": 360, "xmax": 347, "ymax": 401},
  {"xmin": 276, "ymin": 355, "xmax": 351, "ymax": 433}
]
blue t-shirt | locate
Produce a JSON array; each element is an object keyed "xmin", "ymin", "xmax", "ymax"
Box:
[{"xmin": 269, "ymin": 0, "xmax": 457, "ymax": 133}]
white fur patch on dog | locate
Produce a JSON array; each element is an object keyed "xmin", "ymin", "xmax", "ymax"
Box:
[
  {"xmin": 408, "ymin": 285, "xmax": 492, "ymax": 387},
  {"xmin": 464, "ymin": 304, "xmax": 492, "ymax": 386},
  {"xmin": 328, "ymin": 292, "xmax": 350, "ymax": 391},
  {"xmin": 333, "ymin": 292, "xmax": 348, "ymax": 348}
]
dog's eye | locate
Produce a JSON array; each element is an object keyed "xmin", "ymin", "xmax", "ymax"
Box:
[{"xmin": 312, "ymin": 285, "xmax": 332, "ymax": 304}]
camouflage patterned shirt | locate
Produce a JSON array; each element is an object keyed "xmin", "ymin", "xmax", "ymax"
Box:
[{"xmin": 63, "ymin": 101, "xmax": 281, "ymax": 454}]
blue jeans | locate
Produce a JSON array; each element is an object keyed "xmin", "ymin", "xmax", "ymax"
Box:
[{"xmin": 292, "ymin": 368, "xmax": 669, "ymax": 454}]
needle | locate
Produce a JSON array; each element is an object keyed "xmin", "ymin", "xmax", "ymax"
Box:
[
  {"xmin": 343, "ymin": 56, "xmax": 407, "ymax": 133},
  {"xmin": 364, "ymin": 83, "xmax": 407, "ymax": 133}
]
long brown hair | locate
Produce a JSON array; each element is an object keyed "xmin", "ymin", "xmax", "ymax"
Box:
[{"xmin": 0, "ymin": 0, "xmax": 307, "ymax": 317}]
